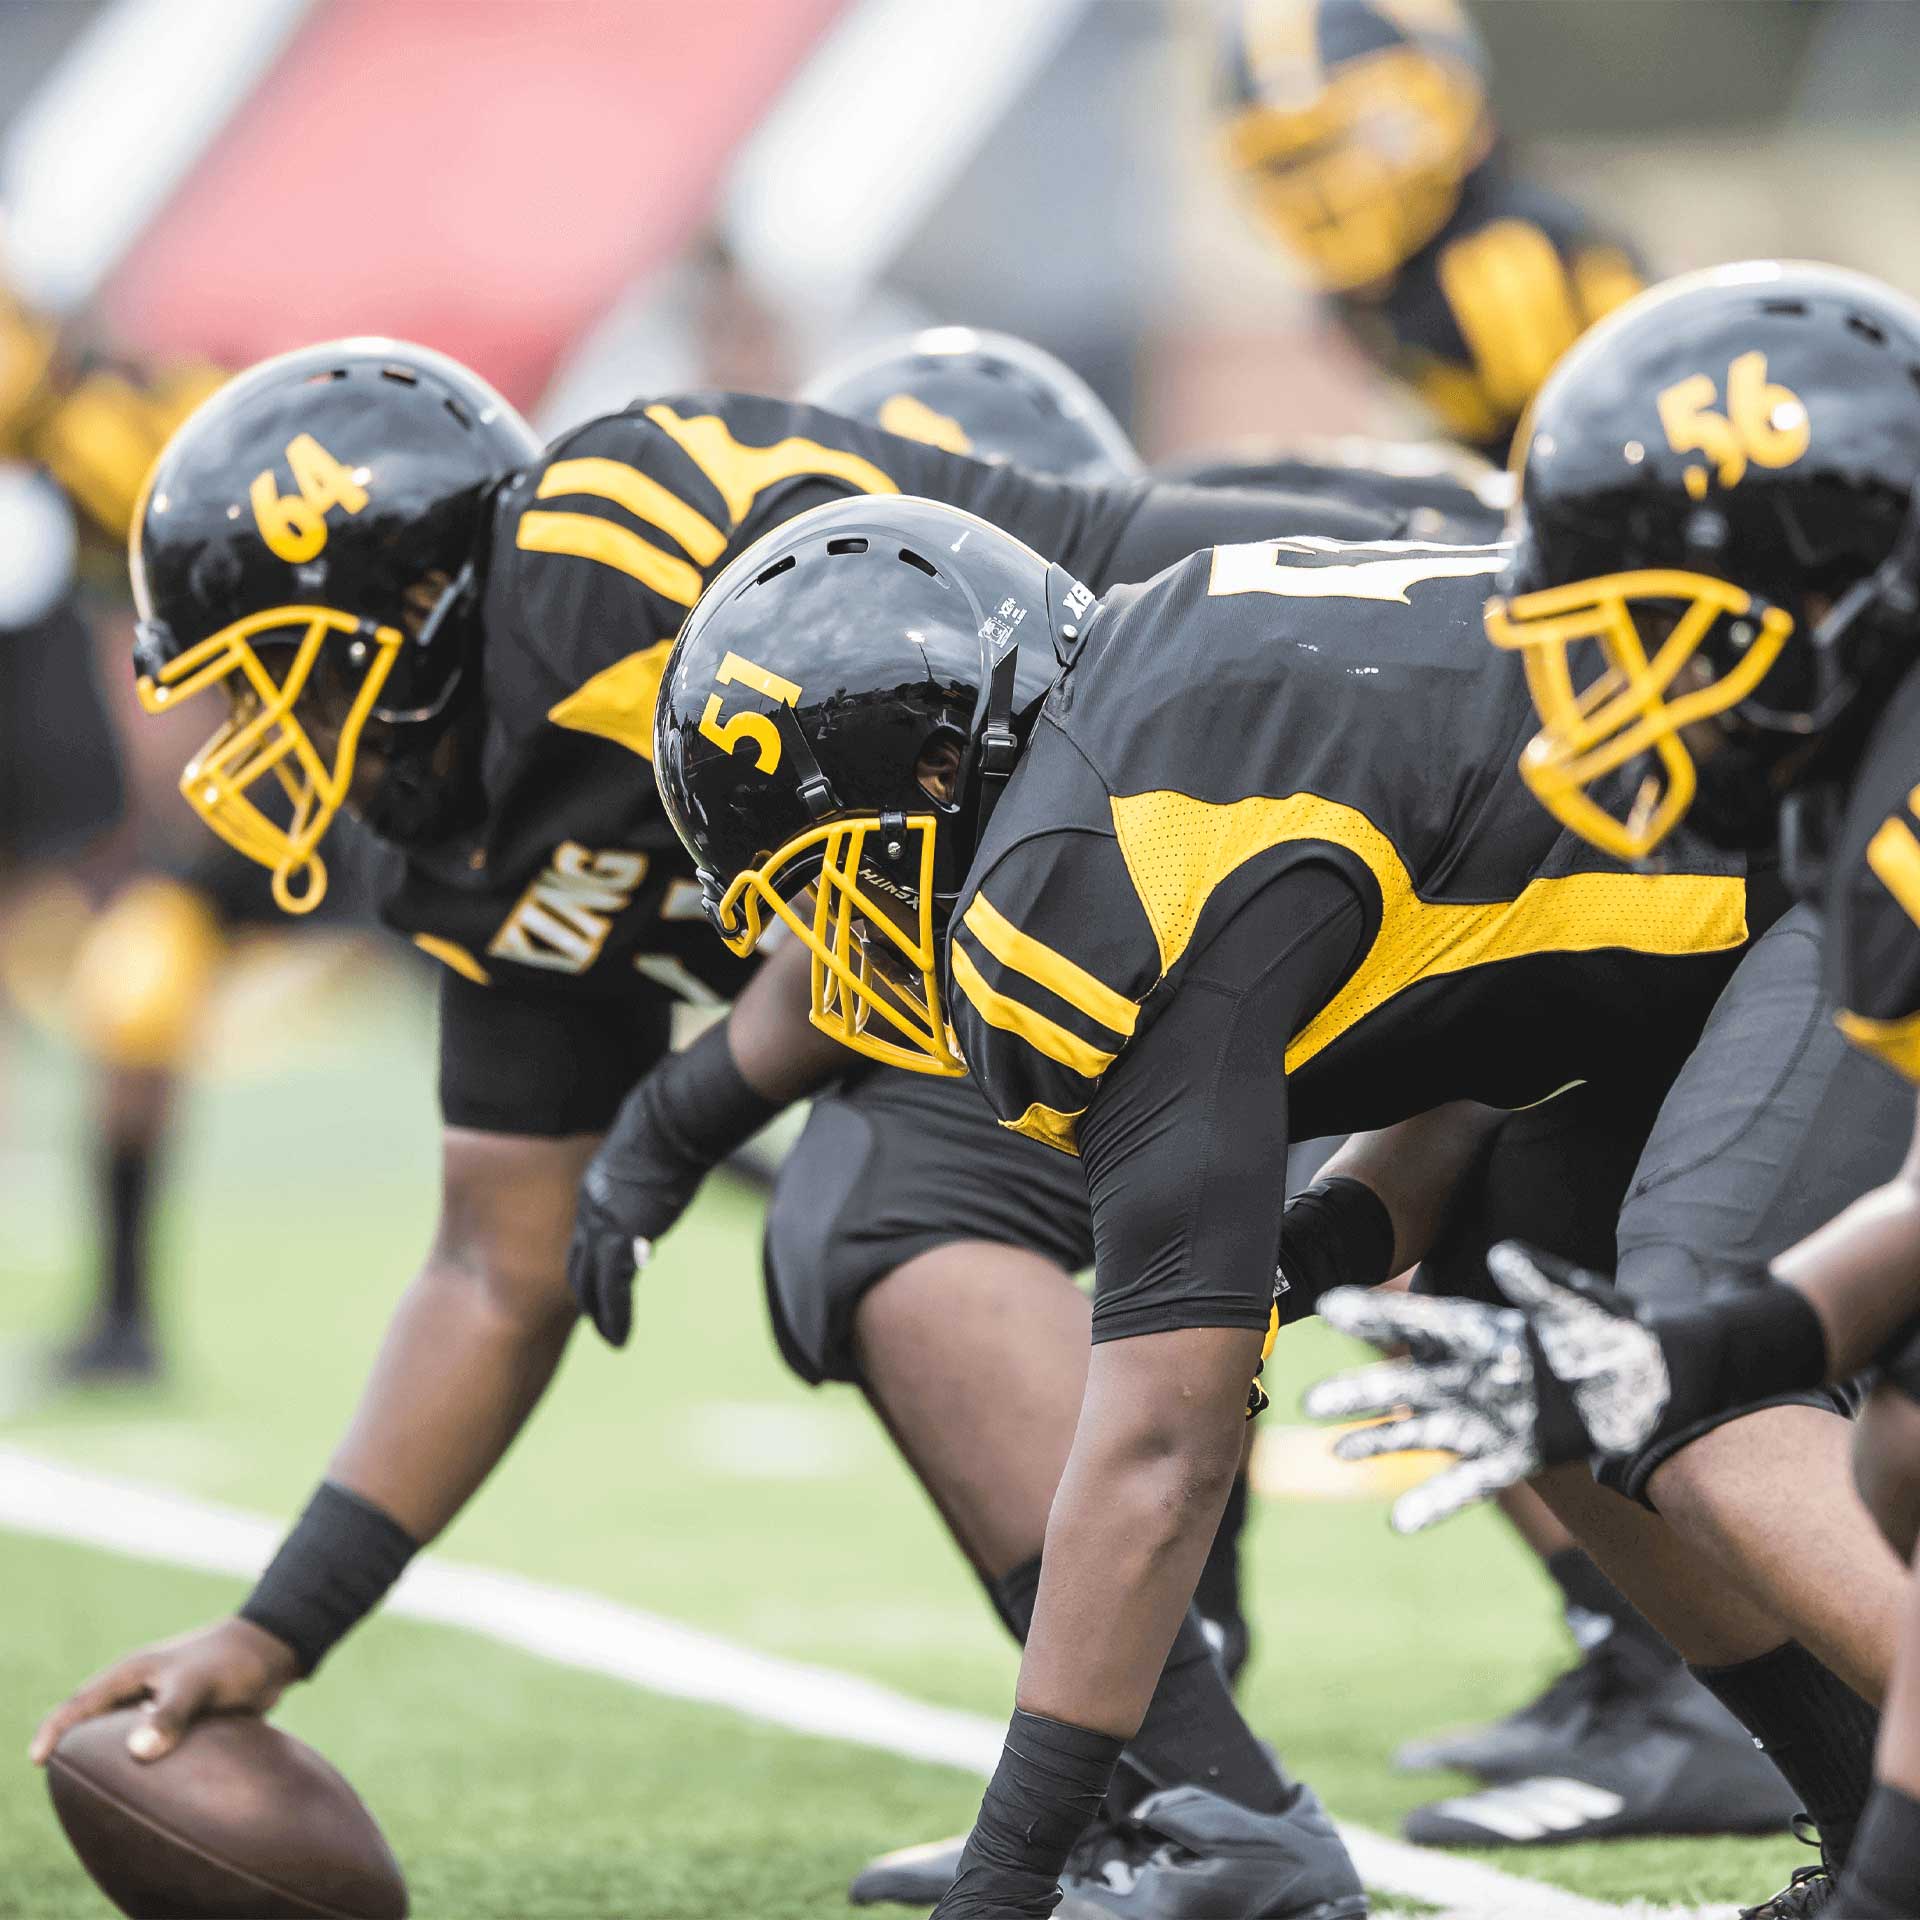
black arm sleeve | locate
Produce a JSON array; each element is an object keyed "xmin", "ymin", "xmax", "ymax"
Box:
[
  {"xmin": 436, "ymin": 969, "xmax": 674, "ymax": 1137},
  {"xmin": 1077, "ymin": 864, "xmax": 1367, "ymax": 1344},
  {"xmin": 1092, "ymin": 483, "xmax": 1402, "ymax": 588}
]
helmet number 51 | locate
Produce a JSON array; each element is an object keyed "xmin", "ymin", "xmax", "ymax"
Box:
[
  {"xmin": 250, "ymin": 434, "xmax": 370, "ymax": 564},
  {"xmin": 697, "ymin": 650, "xmax": 803, "ymax": 775}
]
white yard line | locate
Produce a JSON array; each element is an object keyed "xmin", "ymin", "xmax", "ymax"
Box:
[{"xmin": 0, "ymin": 1445, "xmax": 1734, "ymax": 1920}]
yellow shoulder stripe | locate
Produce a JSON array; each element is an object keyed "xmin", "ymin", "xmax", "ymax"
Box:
[
  {"xmin": 951, "ymin": 942, "xmax": 1116, "ymax": 1082},
  {"xmin": 1107, "ymin": 787, "xmax": 1746, "ymax": 1075},
  {"xmin": 999, "ymin": 1101, "xmax": 1084, "ymax": 1156},
  {"xmin": 1868, "ymin": 817, "xmax": 1920, "ymax": 931},
  {"xmin": 515, "ymin": 509, "xmax": 703, "ymax": 607},
  {"xmin": 644, "ymin": 404, "xmax": 898, "ymax": 525},
  {"xmin": 1438, "ymin": 218, "xmax": 1581, "ymax": 418},
  {"xmin": 878, "ymin": 392, "xmax": 972, "ymax": 454},
  {"xmin": 1836, "ymin": 1006, "xmax": 1920, "ymax": 1085},
  {"xmin": 961, "ymin": 892, "xmax": 1138, "ymax": 1039},
  {"xmin": 413, "ymin": 934, "xmax": 491, "ymax": 986},
  {"xmin": 538, "ymin": 457, "xmax": 727, "ymax": 565},
  {"xmin": 546, "ymin": 638, "xmax": 677, "ymax": 763}
]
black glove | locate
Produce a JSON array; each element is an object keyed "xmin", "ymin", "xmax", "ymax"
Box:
[{"xmin": 567, "ymin": 1022, "xmax": 779, "ymax": 1347}]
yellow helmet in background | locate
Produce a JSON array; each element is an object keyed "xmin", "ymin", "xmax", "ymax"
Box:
[{"xmin": 1219, "ymin": 0, "xmax": 1493, "ymax": 292}]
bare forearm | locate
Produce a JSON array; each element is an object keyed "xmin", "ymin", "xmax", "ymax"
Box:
[
  {"xmin": 1318, "ymin": 1099, "xmax": 1506, "ymax": 1272},
  {"xmin": 326, "ymin": 1257, "xmax": 574, "ymax": 1542},
  {"xmin": 727, "ymin": 933, "xmax": 852, "ymax": 1103},
  {"xmin": 1773, "ymin": 1179, "xmax": 1920, "ymax": 1381}
]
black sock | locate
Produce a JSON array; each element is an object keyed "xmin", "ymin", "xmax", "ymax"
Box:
[
  {"xmin": 944, "ymin": 1709, "xmax": 1123, "ymax": 1918},
  {"xmin": 1837, "ymin": 1780, "xmax": 1920, "ymax": 1919},
  {"xmin": 1691, "ymin": 1643, "xmax": 1879, "ymax": 1866},
  {"xmin": 986, "ymin": 1557, "xmax": 1286, "ymax": 1817},
  {"xmin": 101, "ymin": 1141, "xmax": 156, "ymax": 1327},
  {"xmin": 1193, "ymin": 1471, "xmax": 1251, "ymax": 1681},
  {"xmin": 1544, "ymin": 1547, "xmax": 1679, "ymax": 1673},
  {"xmin": 1127, "ymin": 1607, "xmax": 1289, "ymax": 1814}
]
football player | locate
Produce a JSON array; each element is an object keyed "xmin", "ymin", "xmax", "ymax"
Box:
[
  {"xmin": 28, "ymin": 340, "xmax": 1401, "ymax": 1919},
  {"xmin": 646, "ymin": 473, "xmax": 1904, "ymax": 1915},
  {"xmin": 0, "ymin": 272, "xmax": 232, "ymax": 1382},
  {"xmin": 600, "ymin": 329, "xmax": 1797, "ymax": 1877},
  {"xmin": 1217, "ymin": 0, "xmax": 1644, "ymax": 460},
  {"xmin": 1305, "ymin": 263, "xmax": 1920, "ymax": 1918},
  {"xmin": 574, "ymin": 326, "xmax": 1372, "ymax": 1915}
]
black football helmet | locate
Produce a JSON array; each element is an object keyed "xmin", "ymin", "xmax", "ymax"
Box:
[
  {"xmin": 799, "ymin": 327, "xmax": 1142, "ymax": 483},
  {"xmin": 131, "ymin": 338, "xmax": 540, "ymax": 911},
  {"xmin": 1218, "ymin": 0, "xmax": 1491, "ymax": 292},
  {"xmin": 1487, "ymin": 261, "xmax": 1920, "ymax": 862},
  {"xmin": 654, "ymin": 495, "xmax": 1091, "ymax": 1075}
]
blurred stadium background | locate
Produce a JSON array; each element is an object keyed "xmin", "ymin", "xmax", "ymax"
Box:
[{"xmin": 2, "ymin": 2, "xmax": 1917, "ymax": 1915}]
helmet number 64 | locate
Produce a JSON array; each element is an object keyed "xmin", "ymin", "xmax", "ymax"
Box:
[
  {"xmin": 250, "ymin": 434, "xmax": 370, "ymax": 564},
  {"xmin": 697, "ymin": 650, "xmax": 802, "ymax": 775}
]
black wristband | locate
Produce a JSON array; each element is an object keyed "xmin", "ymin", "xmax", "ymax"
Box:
[
  {"xmin": 1649, "ymin": 1277, "xmax": 1828, "ymax": 1431},
  {"xmin": 944, "ymin": 1709, "xmax": 1124, "ymax": 1916},
  {"xmin": 239, "ymin": 1482, "xmax": 419, "ymax": 1677},
  {"xmin": 1279, "ymin": 1176, "xmax": 1396, "ymax": 1321},
  {"xmin": 642, "ymin": 1019, "xmax": 781, "ymax": 1169}
]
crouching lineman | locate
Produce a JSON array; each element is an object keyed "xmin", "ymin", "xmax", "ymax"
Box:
[
  {"xmin": 648, "ymin": 474, "xmax": 1908, "ymax": 1914},
  {"xmin": 29, "ymin": 339, "xmax": 1402, "ymax": 1918},
  {"xmin": 1307, "ymin": 263, "xmax": 1920, "ymax": 1919}
]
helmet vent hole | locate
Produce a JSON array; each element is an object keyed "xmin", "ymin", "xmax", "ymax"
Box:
[
  {"xmin": 753, "ymin": 555, "xmax": 797, "ymax": 587},
  {"xmin": 443, "ymin": 396, "xmax": 473, "ymax": 428},
  {"xmin": 898, "ymin": 548, "xmax": 939, "ymax": 578},
  {"xmin": 827, "ymin": 537, "xmax": 869, "ymax": 556},
  {"xmin": 1761, "ymin": 299, "xmax": 1809, "ymax": 318},
  {"xmin": 1847, "ymin": 314, "xmax": 1888, "ymax": 348},
  {"xmin": 379, "ymin": 366, "xmax": 420, "ymax": 386}
]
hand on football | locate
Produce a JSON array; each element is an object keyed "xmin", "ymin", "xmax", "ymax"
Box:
[
  {"xmin": 1303, "ymin": 1241, "xmax": 1673, "ymax": 1533},
  {"xmin": 29, "ymin": 1616, "xmax": 300, "ymax": 1767}
]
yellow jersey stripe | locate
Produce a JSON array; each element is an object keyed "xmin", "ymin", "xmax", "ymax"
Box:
[
  {"xmin": 515, "ymin": 509, "xmax": 703, "ymax": 607},
  {"xmin": 961, "ymin": 891, "xmax": 1138, "ymax": 1039},
  {"xmin": 1836, "ymin": 1006, "xmax": 1920, "ymax": 1085},
  {"xmin": 1107, "ymin": 788, "xmax": 1746, "ymax": 1074},
  {"xmin": 951, "ymin": 943, "xmax": 1117, "ymax": 1083},
  {"xmin": 412, "ymin": 933, "xmax": 492, "ymax": 986},
  {"xmin": 998, "ymin": 1100, "xmax": 1085, "ymax": 1156},
  {"xmin": 644, "ymin": 403, "xmax": 898, "ymax": 525},
  {"xmin": 537, "ymin": 457, "xmax": 727, "ymax": 565},
  {"xmin": 546, "ymin": 638, "xmax": 676, "ymax": 763},
  {"xmin": 1867, "ymin": 817, "xmax": 1920, "ymax": 930}
]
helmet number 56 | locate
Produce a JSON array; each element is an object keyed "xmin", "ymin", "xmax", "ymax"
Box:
[
  {"xmin": 250, "ymin": 434, "xmax": 370, "ymax": 564},
  {"xmin": 1656, "ymin": 352, "xmax": 1809, "ymax": 501},
  {"xmin": 697, "ymin": 650, "xmax": 802, "ymax": 775}
]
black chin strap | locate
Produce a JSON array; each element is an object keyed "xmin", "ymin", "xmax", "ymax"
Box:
[
  {"xmin": 775, "ymin": 705, "xmax": 838, "ymax": 819},
  {"xmin": 972, "ymin": 647, "xmax": 1023, "ymax": 842}
]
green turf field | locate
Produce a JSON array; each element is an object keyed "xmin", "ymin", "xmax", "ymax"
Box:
[{"xmin": 0, "ymin": 971, "xmax": 1811, "ymax": 1918}]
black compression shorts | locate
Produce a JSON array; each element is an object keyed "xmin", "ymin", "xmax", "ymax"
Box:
[
  {"xmin": 1600, "ymin": 905, "xmax": 1909, "ymax": 1502},
  {"xmin": 762, "ymin": 1065, "xmax": 1094, "ymax": 1385}
]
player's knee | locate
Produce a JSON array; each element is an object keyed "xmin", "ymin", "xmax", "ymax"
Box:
[{"xmin": 1853, "ymin": 1384, "xmax": 1920, "ymax": 1558}]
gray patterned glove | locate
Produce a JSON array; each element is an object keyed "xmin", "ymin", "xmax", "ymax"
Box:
[{"xmin": 1303, "ymin": 1241, "xmax": 1672, "ymax": 1533}]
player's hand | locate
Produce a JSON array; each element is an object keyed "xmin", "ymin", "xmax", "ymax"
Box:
[
  {"xmin": 1303, "ymin": 1241, "xmax": 1672, "ymax": 1533},
  {"xmin": 29, "ymin": 1617, "xmax": 300, "ymax": 1766}
]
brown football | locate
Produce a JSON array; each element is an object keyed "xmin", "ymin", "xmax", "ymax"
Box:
[{"xmin": 46, "ymin": 1709, "xmax": 408, "ymax": 1920}]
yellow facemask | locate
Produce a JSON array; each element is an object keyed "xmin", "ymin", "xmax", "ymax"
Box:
[
  {"xmin": 712, "ymin": 813, "xmax": 964, "ymax": 1077},
  {"xmin": 136, "ymin": 607, "xmax": 403, "ymax": 913},
  {"xmin": 1227, "ymin": 48, "xmax": 1486, "ymax": 292},
  {"xmin": 1485, "ymin": 570, "xmax": 1794, "ymax": 861}
]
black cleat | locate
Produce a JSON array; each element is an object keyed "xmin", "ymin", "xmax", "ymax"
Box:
[
  {"xmin": 847, "ymin": 1833, "xmax": 966, "ymax": 1906},
  {"xmin": 1738, "ymin": 1864, "xmax": 1834, "ymax": 1919},
  {"xmin": 1054, "ymin": 1784, "xmax": 1367, "ymax": 1920},
  {"xmin": 55, "ymin": 1315, "xmax": 161, "ymax": 1385},
  {"xmin": 1402, "ymin": 1662, "xmax": 1798, "ymax": 1847}
]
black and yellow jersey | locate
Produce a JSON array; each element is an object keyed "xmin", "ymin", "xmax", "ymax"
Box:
[
  {"xmin": 377, "ymin": 391, "xmax": 1401, "ymax": 1010},
  {"xmin": 1157, "ymin": 437, "xmax": 1506, "ymax": 541},
  {"xmin": 1828, "ymin": 666, "xmax": 1920, "ymax": 1086},
  {"xmin": 1335, "ymin": 170, "xmax": 1645, "ymax": 459},
  {"xmin": 947, "ymin": 535, "xmax": 1750, "ymax": 1157}
]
